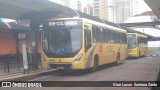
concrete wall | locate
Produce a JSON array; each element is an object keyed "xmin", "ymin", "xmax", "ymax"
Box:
[{"xmin": 0, "ymin": 32, "xmax": 16, "ymax": 54}]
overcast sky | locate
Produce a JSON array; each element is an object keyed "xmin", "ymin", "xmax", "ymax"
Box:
[
  {"xmin": 80, "ymin": 0, "xmax": 92, "ymax": 7},
  {"xmin": 136, "ymin": 0, "xmax": 151, "ymax": 14}
]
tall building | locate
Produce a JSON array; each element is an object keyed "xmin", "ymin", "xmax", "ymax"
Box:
[
  {"xmin": 77, "ymin": 0, "xmax": 82, "ymax": 12},
  {"xmin": 93, "ymin": 0, "xmax": 108, "ymax": 20},
  {"xmin": 83, "ymin": 4, "xmax": 93, "ymax": 15},
  {"xmin": 65, "ymin": 0, "xmax": 82, "ymax": 12},
  {"xmin": 108, "ymin": 0, "xmax": 138, "ymax": 23},
  {"xmin": 108, "ymin": 0, "xmax": 116, "ymax": 22}
]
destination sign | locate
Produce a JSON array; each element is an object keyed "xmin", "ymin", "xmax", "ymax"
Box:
[{"xmin": 49, "ymin": 21, "xmax": 78, "ymax": 26}]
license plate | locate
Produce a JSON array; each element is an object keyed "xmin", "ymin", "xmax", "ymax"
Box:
[{"xmin": 57, "ymin": 66, "xmax": 64, "ymax": 70}]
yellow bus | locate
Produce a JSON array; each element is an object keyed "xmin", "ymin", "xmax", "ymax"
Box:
[
  {"xmin": 41, "ymin": 18, "xmax": 127, "ymax": 72},
  {"xmin": 127, "ymin": 33, "xmax": 148, "ymax": 57}
]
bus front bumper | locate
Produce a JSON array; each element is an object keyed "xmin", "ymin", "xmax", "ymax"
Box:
[
  {"xmin": 48, "ymin": 61, "xmax": 85, "ymax": 70},
  {"xmin": 128, "ymin": 54, "xmax": 138, "ymax": 57}
]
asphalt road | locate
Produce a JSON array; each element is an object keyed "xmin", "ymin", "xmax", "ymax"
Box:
[{"xmin": 1, "ymin": 51, "xmax": 160, "ymax": 90}]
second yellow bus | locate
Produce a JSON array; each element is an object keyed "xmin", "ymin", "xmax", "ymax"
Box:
[{"xmin": 127, "ymin": 33, "xmax": 148, "ymax": 57}]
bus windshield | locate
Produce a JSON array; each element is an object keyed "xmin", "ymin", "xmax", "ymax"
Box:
[
  {"xmin": 127, "ymin": 34, "xmax": 136, "ymax": 49},
  {"xmin": 42, "ymin": 20, "xmax": 82, "ymax": 58}
]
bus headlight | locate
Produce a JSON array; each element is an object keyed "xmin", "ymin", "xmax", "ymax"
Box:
[
  {"xmin": 74, "ymin": 54, "xmax": 83, "ymax": 62},
  {"xmin": 71, "ymin": 54, "xmax": 83, "ymax": 69},
  {"xmin": 41, "ymin": 55, "xmax": 46, "ymax": 62}
]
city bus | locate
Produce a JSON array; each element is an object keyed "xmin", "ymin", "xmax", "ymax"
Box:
[
  {"xmin": 40, "ymin": 18, "xmax": 127, "ymax": 72},
  {"xmin": 127, "ymin": 33, "xmax": 148, "ymax": 57}
]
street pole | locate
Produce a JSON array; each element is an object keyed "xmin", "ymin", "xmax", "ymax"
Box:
[
  {"xmin": 19, "ymin": 33, "xmax": 29, "ymax": 74},
  {"xmin": 30, "ymin": 20, "xmax": 39, "ymax": 70}
]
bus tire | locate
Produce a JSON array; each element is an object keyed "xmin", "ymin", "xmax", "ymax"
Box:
[
  {"xmin": 92, "ymin": 55, "xmax": 98, "ymax": 72},
  {"xmin": 116, "ymin": 53, "xmax": 120, "ymax": 65}
]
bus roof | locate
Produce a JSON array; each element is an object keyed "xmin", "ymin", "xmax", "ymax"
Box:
[
  {"xmin": 127, "ymin": 33, "xmax": 147, "ymax": 38},
  {"xmin": 48, "ymin": 18, "xmax": 127, "ymax": 33},
  {"xmin": 82, "ymin": 18, "xmax": 126, "ymax": 33}
]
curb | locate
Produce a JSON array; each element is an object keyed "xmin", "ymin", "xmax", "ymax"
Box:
[{"xmin": 0, "ymin": 69, "xmax": 56, "ymax": 81}]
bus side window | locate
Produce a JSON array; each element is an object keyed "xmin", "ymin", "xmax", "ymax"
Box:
[
  {"xmin": 92, "ymin": 25, "xmax": 97, "ymax": 43},
  {"xmin": 137, "ymin": 36, "xmax": 139, "ymax": 45},
  {"xmin": 119, "ymin": 32, "xmax": 122, "ymax": 44},
  {"xmin": 100, "ymin": 28, "xmax": 105, "ymax": 42},
  {"xmin": 110, "ymin": 30, "xmax": 115, "ymax": 44},
  {"xmin": 85, "ymin": 26, "xmax": 91, "ymax": 52},
  {"xmin": 120, "ymin": 32, "xmax": 125, "ymax": 44},
  {"xmin": 102, "ymin": 28, "xmax": 105, "ymax": 42},
  {"xmin": 97, "ymin": 27, "xmax": 101, "ymax": 42},
  {"xmin": 106, "ymin": 29, "xmax": 110, "ymax": 43},
  {"xmin": 124, "ymin": 33, "xmax": 126, "ymax": 44},
  {"xmin": 116, "ymin": 32, "xmax": 120, "ymax": 43}
]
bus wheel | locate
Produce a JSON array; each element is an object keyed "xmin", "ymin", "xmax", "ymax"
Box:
[
  {"xmin": 116, "ymin": 54, "xmax": 120, "ymax": 65},
  {"xmin": 92, "ymin": 56, "xmax": 98, "ymax": 72}
]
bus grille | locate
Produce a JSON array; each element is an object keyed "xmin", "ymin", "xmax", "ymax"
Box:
[
  {"xmin": 128, "ymin": 50, "xmax": 136, "ymax": 53},
  {"xmin": 128, "ymin": 49, "xmax": 137, "ymax": 56}
]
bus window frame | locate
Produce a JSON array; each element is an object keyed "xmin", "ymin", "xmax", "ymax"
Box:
[{"xmin": 84, "ymin": 25, "xmax": 92, "ymax": 52}]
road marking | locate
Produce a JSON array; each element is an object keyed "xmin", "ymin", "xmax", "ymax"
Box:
[
  {"xmin": 147, "ymin": 57, "xmax": 152, "ymax": 58},
  {"xmin": 29, "ymin": 75, "xmax": 53, "ymax": 81}
]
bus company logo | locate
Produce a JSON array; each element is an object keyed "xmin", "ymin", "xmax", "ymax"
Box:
[{"xmin": 2, "ymin": 82, "xmax": 11, "ymax": 87}]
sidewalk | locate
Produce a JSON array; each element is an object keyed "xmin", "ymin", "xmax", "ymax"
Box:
[{"xmin": 0, "ymin": 67, "xmax": 56, "ymax": 81}]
